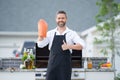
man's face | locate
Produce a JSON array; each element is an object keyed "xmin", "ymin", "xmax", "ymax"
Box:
[{"xmin": 56, "ymin": 13, "xmax": 67, "ymax": 27}]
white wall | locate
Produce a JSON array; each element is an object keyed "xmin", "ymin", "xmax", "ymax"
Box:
[
  {"xmin": 0, "ymin": 32, "xmax": 37, "ymax": 58},
  {"xmin": 0, "ymin": 32, "xmax": 87, "ymax": 58}
]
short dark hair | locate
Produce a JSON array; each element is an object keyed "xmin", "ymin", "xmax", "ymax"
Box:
[{"xmin": 56, "ymin": 10, "xmax": 67, "ymax": 18}]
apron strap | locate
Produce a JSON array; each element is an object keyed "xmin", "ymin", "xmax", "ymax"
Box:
[{"xmin": 53, "ymin": 32, "xmax": 67, "ymax": 42}]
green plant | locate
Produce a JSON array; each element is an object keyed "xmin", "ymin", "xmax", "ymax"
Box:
[
  {"xmin": 29, "ymin": 54, "xmax": 35, "ymax": 61},
  {"xmin": 98, "ymin": 61, "xmax": 105, "ymax": 68},
  {"xmin": 22, "ymin": 52, "xmax": 28, "ymax": 61},
  {"xmin": 22, "ymin": 52, "xmax": 35, "ymax": 62},
  {"xmin": 94, "ymin": 0, "xmax": 120, "ymax": 69},
  {"xmin": 21, "ymin": 52, "xmax": 35, "ymax": 69},
  {"xmin": 115, "ymin": 73, "xmax": 120, "ymax": 80}
]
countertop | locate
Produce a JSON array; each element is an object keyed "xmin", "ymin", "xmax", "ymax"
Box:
[
  {"xmin": 0, "ymin": 68, "xmax": 115, "ymax": 72},
  {"xmin": 85, "ymin": 68, "xmax": 115, "ymax": 72}
]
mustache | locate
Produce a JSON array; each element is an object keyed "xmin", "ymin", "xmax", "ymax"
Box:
[
  {"xmin": 58, "ymin": 21, "xmax": 64, "ymax": 23},
  {"xmin": 57, "ymin": 22, "xmax": 66, "ymax": 27}
]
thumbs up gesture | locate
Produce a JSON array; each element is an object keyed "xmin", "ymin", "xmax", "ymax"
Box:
[{"xmin": 61, "ymin": 40, "xmax": 69, "ymax": 50}]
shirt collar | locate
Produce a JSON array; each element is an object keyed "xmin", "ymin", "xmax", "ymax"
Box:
[{"xmin": 54, "ymin": 26, "xmax": 70, "ymax": 35}]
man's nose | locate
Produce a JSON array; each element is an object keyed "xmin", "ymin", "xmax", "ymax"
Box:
[{"xmin": 59, "ymin": 19, "xmax": 64, "ymax": 21}]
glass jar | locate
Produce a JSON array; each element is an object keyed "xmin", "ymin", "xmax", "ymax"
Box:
[
  {"xmin": 24, "ymin": 53, "xmax": 33, "ymax": 69},
  {"xmin": 87, "ymin": 58, "xmax": 92, "ymax": 69},
  {"xmin": 24, "ymin": 58, "xmax": 33, "ymax": 69}
]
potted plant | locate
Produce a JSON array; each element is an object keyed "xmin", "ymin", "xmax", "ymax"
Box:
[{"xmin": 21, "ymin": 51, "xmax": 35, "ymax": 69}]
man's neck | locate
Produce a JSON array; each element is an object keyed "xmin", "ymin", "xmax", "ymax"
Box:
[{"xmin": 57, "ymin": 26, "xmax": 66, "ymax": 34}]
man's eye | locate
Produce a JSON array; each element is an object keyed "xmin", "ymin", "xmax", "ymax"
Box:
[{"xmin": 58, "ymin": 18, "xmax": 64, "ymax": 20}]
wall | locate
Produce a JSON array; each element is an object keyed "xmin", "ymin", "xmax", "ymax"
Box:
[
  {"xmin": 0, "ymin": 0, "xmax": 99, "ymax": 32},
  {"xmin": 0, "ymin": 32, "xmax": 89, "ymax": 58},
  {"xmin": 0, "ymin": 31, "xmax": 109, "ymax": 58},
  {"xmin": 0, "ymin": 32, "xmax": 37, "ymax": 58}
]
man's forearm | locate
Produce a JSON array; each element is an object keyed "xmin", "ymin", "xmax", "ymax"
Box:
[
  {"xmin": 67, "ymin": 43, "xmax": 83, "ymax": 50},
  {"xmin": 62, "ymin": 41, "xmax": 83, "ymax": 51}
]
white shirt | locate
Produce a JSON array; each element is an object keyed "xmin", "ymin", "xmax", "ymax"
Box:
[{"xmin": 37, "ymin": 27, "xmax": 85, "ymax": 53}]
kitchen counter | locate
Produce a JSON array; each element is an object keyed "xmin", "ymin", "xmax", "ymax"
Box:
[
  {"xmin": 85, "ymin": 68, "xmax": 115, "ymax": 80},
  {"xmin": 0, "ymin": 68, "xmax": 115, "ymax": 80},
  {"xmin": 0, "ymin": 68, "xmax": 115, "ymax": 72},
  {"xmin": 0, "ymin": 57, "xmax": 115, "ymax": 80},
  {"xmin": 0, "ymin": 69, "xmax": 35, "ymax": 72},
  {"xmin": 85, "ymin": 68, "xmax": 115, "ymax": 72}
]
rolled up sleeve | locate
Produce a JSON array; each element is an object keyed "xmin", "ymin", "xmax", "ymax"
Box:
[
  {"xmin": 37, "ymin": 38, "xmax": 49, "ymax": 48},
  {"xmin": 72, "ymin": 32, "xmax": 86, "ymax": 49}
]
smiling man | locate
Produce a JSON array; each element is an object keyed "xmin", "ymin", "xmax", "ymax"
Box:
[{"xmin": 37, "ymin": 10, "xmax": 85, "ymax": 80}]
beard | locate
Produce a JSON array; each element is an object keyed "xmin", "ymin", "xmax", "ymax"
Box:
[{"xmin": 57, "ymin": 21, "xmax": 66, "ymax": 27}]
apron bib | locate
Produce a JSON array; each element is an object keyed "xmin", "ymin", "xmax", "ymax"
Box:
[{"xmin": 46, "ymin": 32, "xmax": 71, "ymax": 80}]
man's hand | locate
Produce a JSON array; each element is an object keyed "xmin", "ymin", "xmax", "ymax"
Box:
[
  {"xmin": 61, "ymin": 40, "xmax": 83, "ymax": 50},
  {"xmin": 61, "ymin": 40, "xmax": 69, "ymax": 50},
  {"xmin": 38, "ymin": 36, "xmax": 44, "ymax": 41}
]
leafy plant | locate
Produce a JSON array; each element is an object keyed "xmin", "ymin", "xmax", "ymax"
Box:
[
  {"xmin": 115, "ymin": 73, "xmax": 120, "ymax": 80},
  {"xmin": 22, "ymin": 52, "xmax": 28, "ymax": 61},
  {"xmin": 22, "ymin": 52, "xmax": 35, "ymax": 62},
  {"xmin": 29, "ymin": 54, "xmax": 35, "ymax": 61},
  {"xmin": 21, "ymin": 52, "xmax": 35, "ymax": 69},
  {"xmin": 94, "ymin": 0, "xmax": 120, "ymax": 69}
]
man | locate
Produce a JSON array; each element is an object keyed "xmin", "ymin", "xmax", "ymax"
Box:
[{"xmin": 37, "ymin": 10, "xmax": 85, "ymax": 80}]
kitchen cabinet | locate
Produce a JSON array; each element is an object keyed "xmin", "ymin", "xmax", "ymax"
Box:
[
  {"xmin": 0, "ymin": 69, "xmax": 115, "ymax": 80},
  {"xmin": 0, "ymin": 71, "xmax": 35, "ymax": 80},
  {"xmin": 85, "ymin": 70, "xmax": 114, "ymax": 80}
]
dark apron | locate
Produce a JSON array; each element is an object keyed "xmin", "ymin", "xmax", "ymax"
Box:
[{"xmin": 46, "ymin": 32, "xmax": 71, "ymax": 80}]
